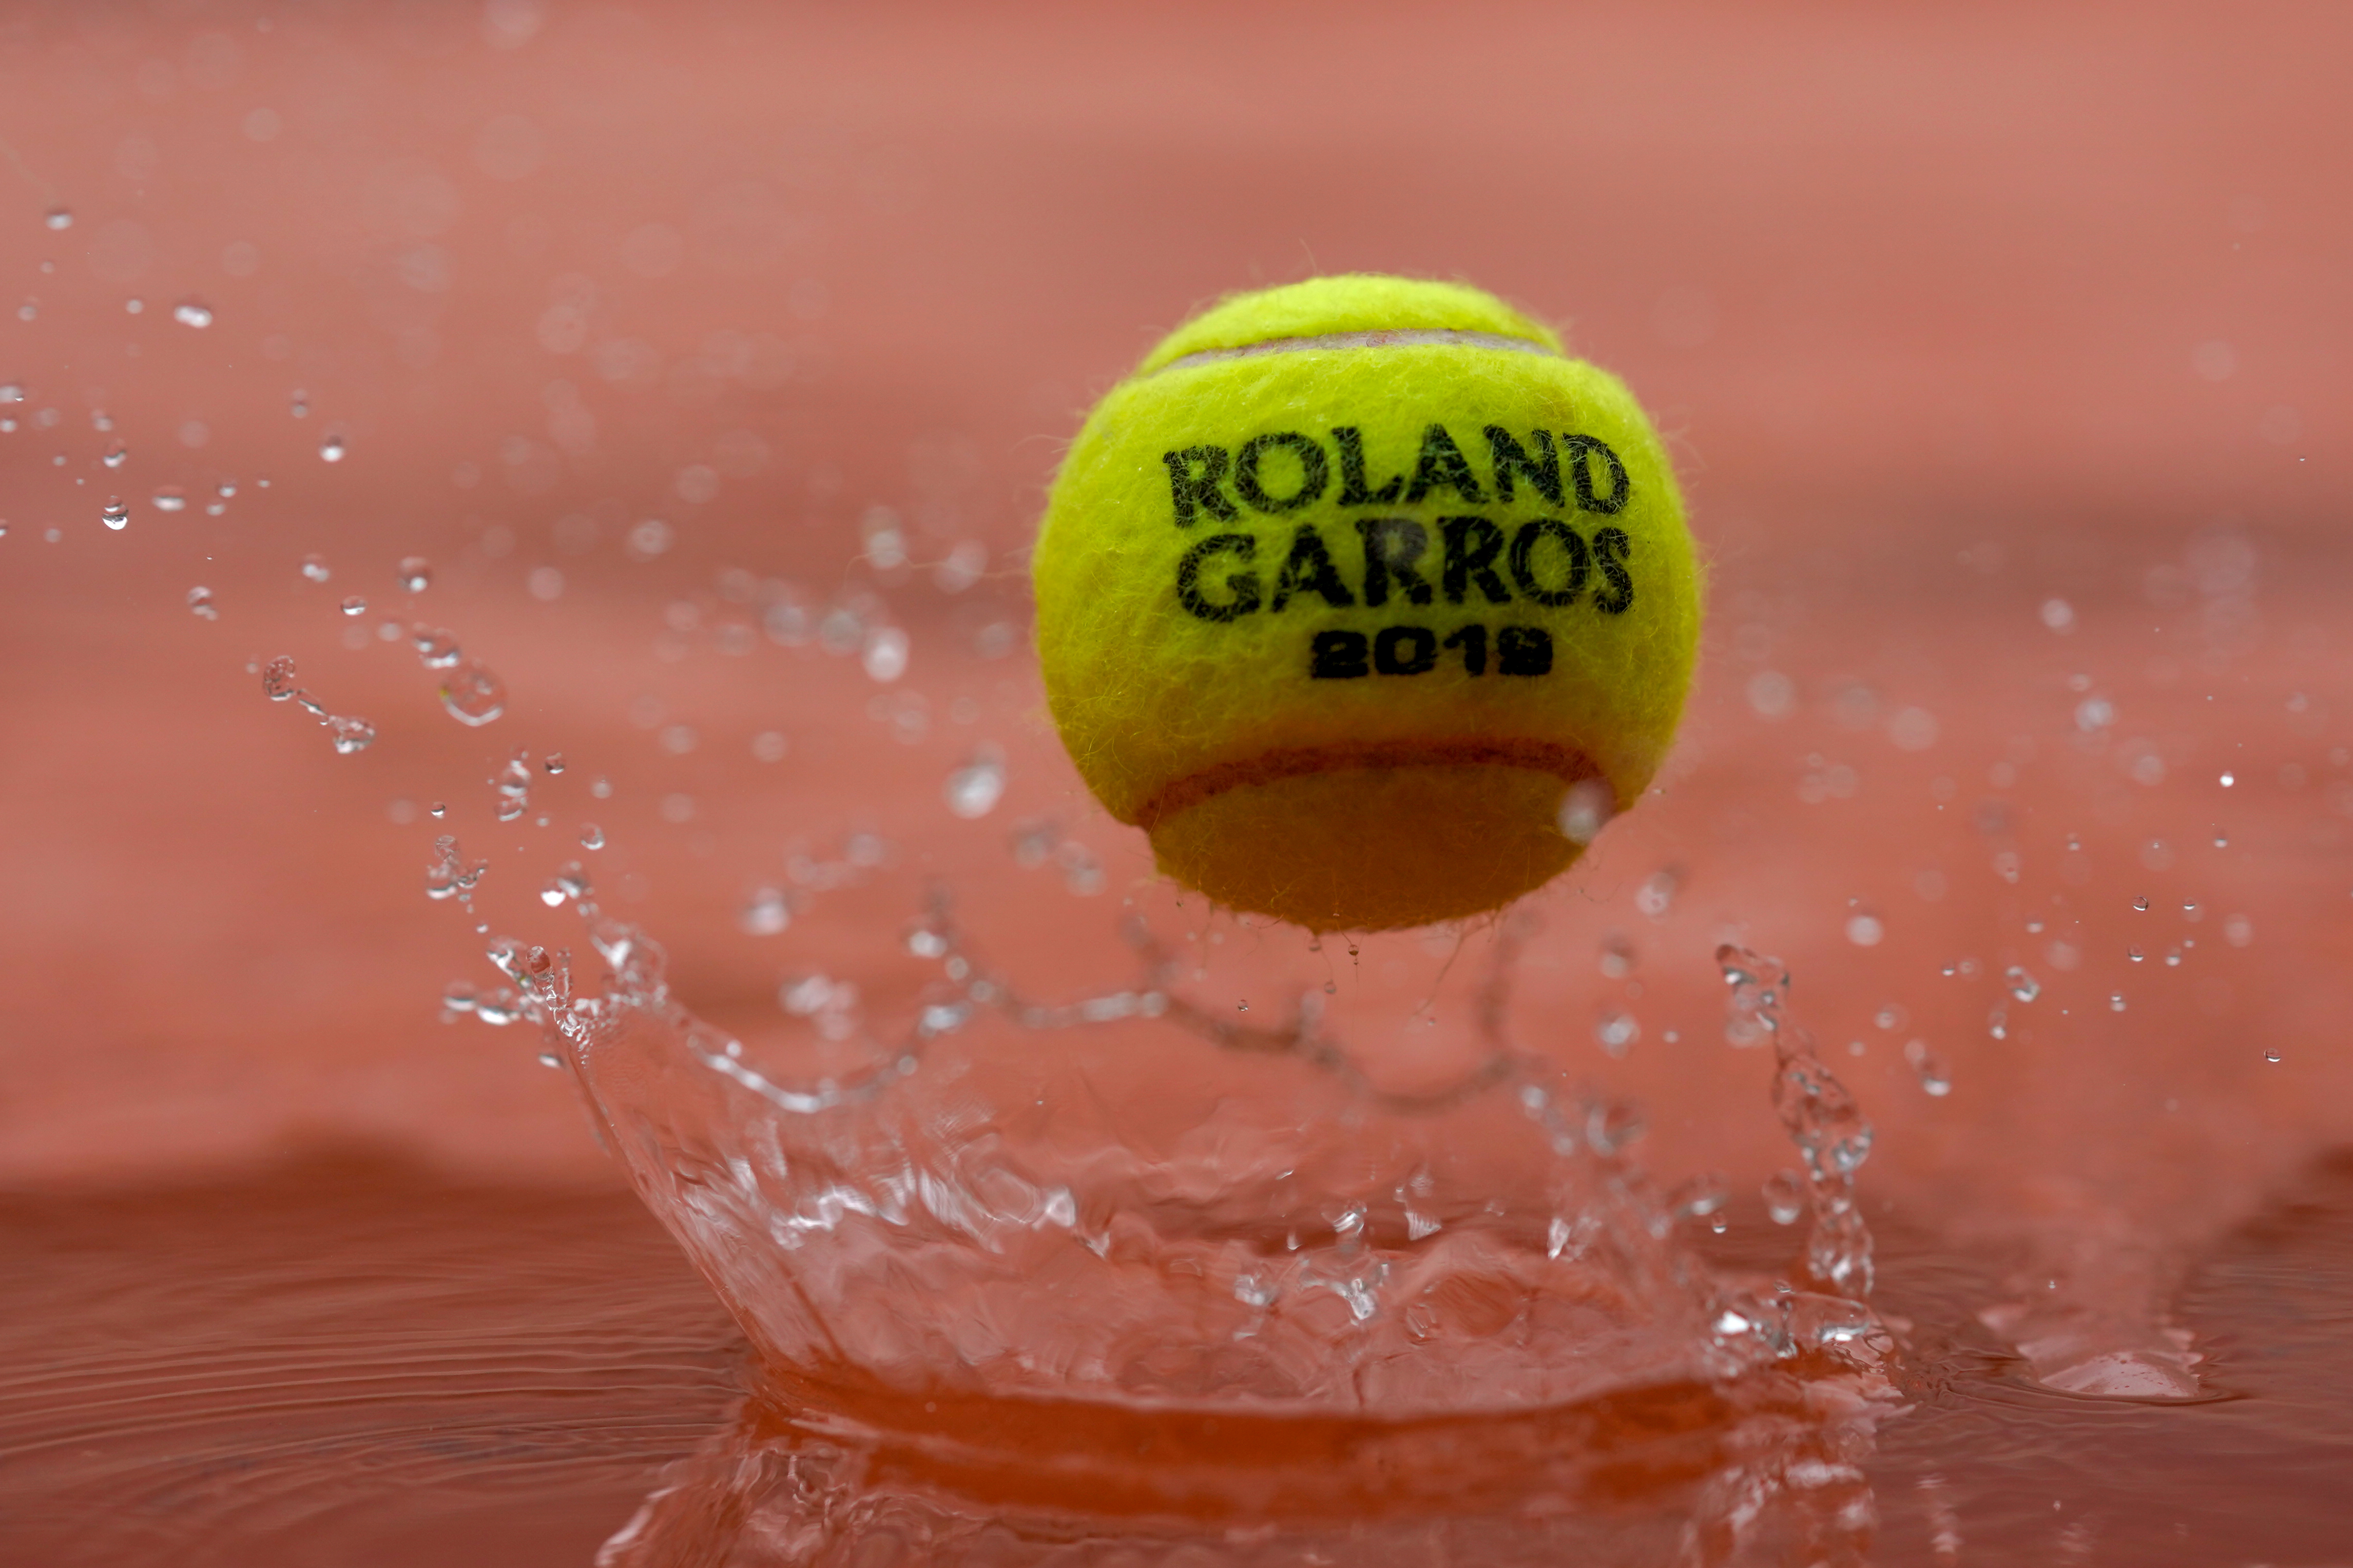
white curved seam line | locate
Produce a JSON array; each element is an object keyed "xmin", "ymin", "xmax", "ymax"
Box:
[{"xmin": 1152, "ymin": 330, "xmax": 1559, "ymax": 377}]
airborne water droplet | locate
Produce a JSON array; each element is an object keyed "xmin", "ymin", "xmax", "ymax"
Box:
[
  {"xmin": 439, "ymin": 662, "xmax": 506, "ymax": 726},
  {"xmin": 187, "ymin": 586, "xmax": 217, "ymax": 620},
  {"xmin": 151, "ymin": 487, "xmax": 187, "ymax": 513},
  {"xmin": 172, "ymin": 300, "xmax": 215, "ymax": 329},
  {"xmin": 1904, "ymin": 1039, "xmax": 1952, "ymax": 1096},
  {"xmin": 943, "ymin": 749, "xmax": 1006, "ymax": 819},
  {"xmin": 43, "ymin": 207, "xmax": 71, "ymax": 231},
  {"xmin": 2004, "ymin": 965, "xmax": 2042, "ymax": 1003},
  {"xmin": 1761, "ymin": 1170, "xmax": 1808, "ymax": 1226},
  {"xmin": 1557, "ymin": 778, "xmax": 1616, "ymax": 845},
  {"xmin": 740, "ymin": 887, "xmax": 790, "ymax": 936},
  {"xmin": 261, "ymin": 655, "xmax": 299, "ymax": 701},
  {"xmin": 578, "ymin": 823, "xmax": 605, "ymax": 850},
  {"xmin": 398, "ymin": 556, "xmax": 432, "ymax": 593},
  {"xmin": 101, "ymin": 498, "xmax": 128, "ymax": 530},
  {"xmin": 319, "ymin": 434, "xmax": 347, "ymax": 462},
  {"xmin": 340, "ymin": 595, "xmax": 367, "ymax": 616},
  {"xmin": 411, "ymin": 625, "xmax": 462, "ymax": 669},
  {"xmin": 300, "ymin": 553, "xmax": 332, "ymax": 583},
  {"xmin": 102, "ymin": 442, "xmax": 127, "ymax": 469},
  {"xmin": 329, "ymin": 715, "xmax": 376, "ymax": 754}
]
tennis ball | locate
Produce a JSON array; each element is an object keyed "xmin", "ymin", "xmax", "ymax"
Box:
[{"xmin": 1032, "ymin": 275, "xmax": 1701, "ymax": 932}]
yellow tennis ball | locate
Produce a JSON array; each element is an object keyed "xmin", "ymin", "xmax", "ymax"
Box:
[{"xmin": 1033, "ymin": 275, "xmax": 1702, "ymax": 932}]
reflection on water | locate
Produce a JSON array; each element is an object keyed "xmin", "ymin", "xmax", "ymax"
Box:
[{"xmin": 8, "ymin": 1152, "xmax": 2351, "ymax": 1566}]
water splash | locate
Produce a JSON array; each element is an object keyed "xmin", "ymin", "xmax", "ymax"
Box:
[{"xmin": 1717, "ymin": 944, "xmax": 1876, "ymax": 1298}]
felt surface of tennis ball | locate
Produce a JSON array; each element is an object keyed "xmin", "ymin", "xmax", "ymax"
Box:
[{"xmin": 1033, "ymin": 275, "xmax": 1701, "ymax": 931}]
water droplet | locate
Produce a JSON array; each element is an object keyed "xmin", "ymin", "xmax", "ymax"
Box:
[
  {"xmin": 578, "ymin": 823, "xmax": 604, "ymax": 850},
  {"xmin": 2220, "ymin": 771, "xmax": 2235, "ymax": 787},
  {"xmin": 2264, "ymin": 1051, "xmax": 2282, "ymax": 1064},
  {"xmin": 439, "ymin": 663, "xmax": 506, "ymax": 726},
  {"xmin": 494, "ymin": 751, "xmax": 532, "ymax": 821},
  {"xmin": 429, "ymin": 802, "xmax": 447, "ymax": 818},
  {"xmin": 1762, "ymin": 1170, "xmax": 1808, "ymax": 1225},
  {"xmin": 474, "ymin": 987, "xmax": 522, "ymax": 1027},
  {"xmin": 539, "ymin": 880, "xmax": 568, "ymax": 908},
  {"xmin": 319, "ymin": 434, "xmax": 347, "ymax": 463},
  {"xmin": 101, "ymin": 441, "xmax": 127, "ymax": 469},
  {"xmin": 590, "ymin": 776, "xmax": 612, "ymax": 800},
  {"xmin": 2004, "ymin": 965, "xmax": 2042, "ymax": 1003},
  {"xmin": 411, "ymin": 626, "xmax": 461, "ymax": 669},
  {"xmin": 290, "ymin": 390, "xmax": 309, "ymax": 418},
  {"xmin": 2040, "ymin": 597, "xmax": 2076, "ymax": 632},
  {"xmin": 2164, "ymin": 947, "xmax": 2183, "ymax": 967},
  {"xmin": 398, "ymin": 556, "xmax": 432, "ymax": 593},
  {"xmin": 2074, "ymin": 696, "xmax": 2116, "ymax": 733},
  {"xmin": 187, "ymin": 586, "xmax": 217, "ymax": 620},
  {"xmin": 172, "ymin": 300, "xmax": 215, "ymax": 329},
  {"xmin": 151, "ymin": 487, "xmax": 187, "ymax": 512},
  {"xmin": 1845, "ymin": 912, "xmax": 1885, "ymax": 947},
  {"xmin": 1904, "ymin": 1039, "xmax": 1952, "ymax": 1096},
  {"xmin": 2213, "ymin": 829, "xmax": 2229, "ymax": 848},
  {"xmin": 261, "ymin": 655, "xmax": 299, "ymax": 701},
  {"xmin": 100, "ymin": 498, "xmax": 128, "ymax": 530},
  {"xmin": 329, "ymin": 715, "xmax": 376, "ymax": 754},
  {"xmin": 300, "ymin": 554, "xmax": 331, "ymax": 583},
  {"xmin": 1634, "ymin": 866, "xmax": 1682, "ymax": 920},
  {"xmin": 943, "ymin": 749, "xmax": 1006, "ymax": 819},
  {"xmin": 1556, "ymin": 778, "xmax": 1616, "ymax": 844},
  {"xmin": 1593, "ymin": 1009, "xmax": 1640, "ymax": 1057},
  {"xmin": 2109, "ymin": 992, "xmax": 2127, "ymax": 1012},
  {"xmin": 125, "ymin": 298, "xmax": 143, "ymax": 315},
  {"xmin": 862, "ymin": 625, "xmax": 911, "ymax": 683},
  {"xmin": 2129, "ymin": 947, "xmax": 2144, "ymax": 962},
  {"xmin": 1598, "ymin": 934, "xmax": 1636, "ymax": 980},
  {"xmin": 339, "ymin": 595, "xmax": 367, "ymax": 616},
  {"xmin": 2133, "ymin": 896, "xmax": 2150, "ymax": 912},
  {"xmin": 543, "ymin": 752, "xmax": 565, "ymax": 775},
  {"xmin": 442, "ymin": 982, "xmax": 477, "ymax": 1013},
  {"xmin": 43, "ymin": 207, "xmax": 71, "ymax": 231},
  {"xmin": 741, "ymin": 887, "xmax": 790, "ymax": 935}
]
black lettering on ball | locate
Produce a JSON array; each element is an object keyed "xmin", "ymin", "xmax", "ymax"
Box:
[
  {"xmin": 1355, "ymin": 516, "xmax": 1434, "ymax": 608},
  {"xmin": 1271, "ymin": 524, "xmax": 1356, "ymax": 611},
  {"xmin": 1592, "ymin": 526, "xmax": 1634, "ymax": 614},
  {"xmin": 1175, "ymin": 532, "xmax": 1260, "ymax": 622},
  {"xmin": 1404, "ymin": 423, "xmax": 1486, "ymax": 504},
  {"xmin": 1333, "ymin": 426, "xmax": 1405, "ymax": 505},
  {"xmin": 1163, "ymin": 446, "xmax": 1239, "ymax": 527},
  {"xmin": 1374, "ymin": 625, "xmax": 1439, "ymax": 675},
  {"xmin": 1498, "ymin": 625, "xmax": 1553, "ymax": 675},
  {"xmin": 1440, "ymin": 515, "xmax": 1511, "ymax": 605},
  {"xmin": 1442, "ymin": 623, "xmax": 1489, "ymax": 675},
  {"xmin": 1563, "ymin": 435, "xmax": 1630, "ymax": 515},
  {"xmin": 1485, "ymin": 427, "xmax": 1563, "ymax": 505},
  {"xmin": 1232, "ymin": 432, "xmax": 1330, "ymax": 513},
  {"xmin": 1311, "ymin": 629, "xmax": 1370, "ymax": 679},
  {"xmin": 1508, "ymin": 518, "xmax": 1590, "ymax": 607}
]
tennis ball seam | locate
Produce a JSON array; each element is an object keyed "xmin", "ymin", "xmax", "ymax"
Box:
[
  {"xmin": 1150, "ymin": 328, "xmax": 1559, "ymax": 379},
  {"xmin": 1133, "ymin": 737, "xmax": 1602, "ymax": 831}
]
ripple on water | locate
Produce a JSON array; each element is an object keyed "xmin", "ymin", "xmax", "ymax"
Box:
[{"xmin": 0, "ymin": 1154, "xmax": 743, "ymax": 1568}]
